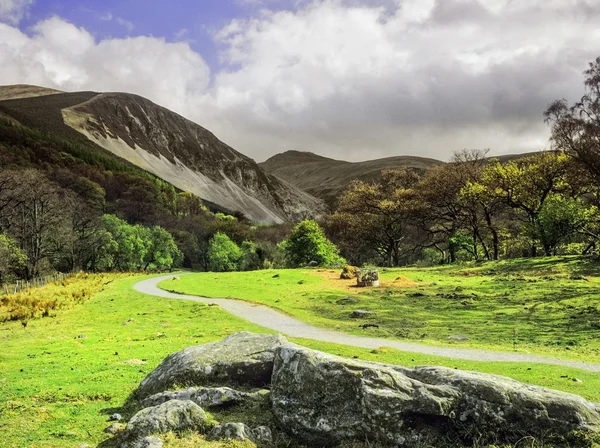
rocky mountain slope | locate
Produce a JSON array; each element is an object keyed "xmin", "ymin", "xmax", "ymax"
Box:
[
  {"xmin": 0, "ymin": 87, "xmax": 325, "ymax": 223},
  {"xmin": 260, "ymin": 150, "xmax": 444, "ymax": 208}
]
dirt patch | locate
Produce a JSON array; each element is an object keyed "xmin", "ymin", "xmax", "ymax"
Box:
[{"xmin": 311, "ymin": 270, "xmax": 418, "ymax": 292}]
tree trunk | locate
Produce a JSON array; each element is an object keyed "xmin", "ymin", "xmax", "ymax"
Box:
[
  {"xmin": 491, "ymin": 230, "xmax": 499, "ymax": 260},
  {"xmin": 449, "ymin": 245, "xmax": 457, "ymax": 263}
]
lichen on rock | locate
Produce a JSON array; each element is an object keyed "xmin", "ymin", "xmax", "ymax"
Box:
[
  {"xmin": 125, "ymin": 400, "xmax": 208, "ymax": 440},
  {"xmin": 271, "ymin": 343, "xmax": 600, "ymax": 446}
]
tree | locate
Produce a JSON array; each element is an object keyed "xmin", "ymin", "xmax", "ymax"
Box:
[
  {"xmin": 98, "ymin": 215, "xmax": 149, "ymax": 271},
  {"xmin": 479, "ymin": 152, "xmax": 575, "ymax": 256},
  {"xmin": 332, "ymin": 169, "xmax": 424, "ymax": 266},
  {"xmin": 535, "ymin": 195, "xmax": 594, "ymax": 255},
  {"xmin": 284, "ymin": 220, "xmax": 344, "ymax": 267},
  {"xmin": 0, "ymin": 233, "xmax": 27, "ymax": 284},
  {"xmin": 545, "ymin": 56, "xmax": 600, "ymax": 184},
  {"xmin": 418, "ymin": 153, "xmax": 485, "ymax": 263},
  {"xmin": 207, "ymin": 233, "xmax": 243, "ymax": 272},
  {"xmin": 458, "ymin": 181, "xmax": 504, "ymax": 260},
  {"xmin": 143, "ymin": 226, "xmax": 184, "ymax": 270},
  {"xmin": 0, "ymin": 170, "xmax": 66, "ymax": 278}
]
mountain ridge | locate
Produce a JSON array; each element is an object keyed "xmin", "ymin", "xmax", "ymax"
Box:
[
  {"xmin": 260, "ymin": 150, "xmax": 444, "ymax": 208},
  {"xmin": 0, "ymin": 86, "xmax": 326, "ymax": 223}
]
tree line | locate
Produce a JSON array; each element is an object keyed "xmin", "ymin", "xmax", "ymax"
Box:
[
  {"xmin": 325, "ymin": 56, "xmax": 600, "ymax": 266},
  {"xmin": 1, "ymin": 56, "xmax": 600, "ymax": 280}
]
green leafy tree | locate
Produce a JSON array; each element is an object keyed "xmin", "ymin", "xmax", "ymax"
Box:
[
  {"xmin": 479, "ymin": 152, "xmax": 575, "ymax": 256},
  {"xmin": 0, "ymin": 233, "xmax": 28, "ymax": 284},
  {"xmin": 284, "ymin": 220, "xmax": 345, "ymax": 267},
  {"xmin": 535, "ymin": 195, "xmax": 595, "ymax": 255},
  {"xmin": 98, "ymin": 215, "xmax": 149, "ymax": 271},
  {"xmin": 331, "ymin": 169, "xmax": 424, "ymax": 266},
  {"xmin": 207, "ymin": 233, "xmax": 243, "ymax": 272},
  {"xmin": 144, "ymin": 226, "xmax": 184, "ymax": 270},
  {"xmin": 238, "ymin": 240, "xmax": 260, "ymax": 271}
]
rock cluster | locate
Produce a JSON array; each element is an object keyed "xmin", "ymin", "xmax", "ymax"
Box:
[{"xmin": 107, "ymin": 331, "xmax": 600, "ymax": 447}]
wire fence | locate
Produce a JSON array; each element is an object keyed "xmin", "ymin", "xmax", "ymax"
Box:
[{"xmin": 2, "ymin": 272, "xmax": 74, "ymax": 295}]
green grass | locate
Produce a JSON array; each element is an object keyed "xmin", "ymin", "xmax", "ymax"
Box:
[
  {"xmin": 160, "ymin": 256, "xmax": 600, "ymax": 364},
  {"xmin": 1, "ymin": 270, "xmax": 600, "ymax": 447}
]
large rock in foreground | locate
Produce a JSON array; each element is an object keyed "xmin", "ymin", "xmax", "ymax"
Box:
[
  {"xmin": 136, "ymin": 332, "xmax": 287, "ymax": 398},
  {"xmin": 271, "ymin": 343, "xmax": 600, "ymax": 446}
]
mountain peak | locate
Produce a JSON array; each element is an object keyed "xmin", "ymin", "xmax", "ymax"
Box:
[{"xmin": 263, "ymin": 150, "xmax": 341, "ymax": 165}]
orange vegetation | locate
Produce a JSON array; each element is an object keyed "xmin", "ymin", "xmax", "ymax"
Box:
[{"xmin": 311, "ymin": 269, "xmax": 419, "ymax": 292}]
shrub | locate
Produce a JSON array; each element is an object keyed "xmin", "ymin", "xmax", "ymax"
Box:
[
  {"xmin": 284, "ymin": 220, "xmax": 345, "ymax": 268},
  {"xmin": 207, "ymin": 233, "xmax": 243, "ymax": 272}
]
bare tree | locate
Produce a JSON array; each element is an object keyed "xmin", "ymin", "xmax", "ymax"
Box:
[{"xmin": 545, "ymin": 56, "xmax": 600, "ymax": 183}]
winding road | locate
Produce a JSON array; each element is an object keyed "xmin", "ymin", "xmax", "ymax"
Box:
[{"xmin": 135, "ymin": 275, "xmax": 600, "ymax": 373}]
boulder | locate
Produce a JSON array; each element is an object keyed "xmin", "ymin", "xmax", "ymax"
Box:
[
  {"xmin": 271, "ymin": 343, "xmax": 600, "ymax": 446},
  {"xmin": 350, "ymin": 309, "xmax": 375, "ymax": 318},
  {"xmin": 210, "ymin": 422, "xmax": 254, "ymax": 442},
  {"xmin": 136, "ymin": 332, "xmax": 287, "ymax": 398},
  {"xmin": 141, "ymin": 386, "xmax": 266, "ymax": 409},
  {"xmin": 125, "ymin": 400, "xmax": 208, "ymax": 439}
]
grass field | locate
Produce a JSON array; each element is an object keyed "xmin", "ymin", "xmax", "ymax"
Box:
[
  {"xmin": 1, "ymin": 265, "xmax": 600, "ymax": 447},
  {"xmin": 160, "ymin": 256, "xmax": 600, "ymax": 364}
]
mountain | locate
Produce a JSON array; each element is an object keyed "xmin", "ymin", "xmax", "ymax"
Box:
[
  {"xmin": 0, "ymin": 84, "xmax": 63, "ymax": 101},
  {"xmin": 0, "ymin": 86, "xmax": 325, "ymax": 223},
  {"xmin": 260, "ymin": 150, "xmax": 444, "ymax": 208}
]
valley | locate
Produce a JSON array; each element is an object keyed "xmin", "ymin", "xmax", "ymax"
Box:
[{"xmin": 2, "ymin": 262, "xmax": 600, "ymax": 447}]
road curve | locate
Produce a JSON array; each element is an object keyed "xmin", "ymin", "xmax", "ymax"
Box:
[{"xmin": 135, "ymin": 275, "xmax": 600, "ymax": 373}]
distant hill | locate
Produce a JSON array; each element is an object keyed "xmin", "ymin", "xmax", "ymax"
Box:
[
  {"xmin": 0, "ymin": 87, "xmax": 326, "ymax": 223},
  {"xmin": 260, "ymin": 150, "xmax": 443, "ymax": 208},
  {"xmin": 0, "ymin": 84, "xmax": 63, "ymax": 101}
]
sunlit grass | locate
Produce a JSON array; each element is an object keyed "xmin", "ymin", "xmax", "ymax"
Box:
[
  {"xmin": 160, "ymin": 256, "xmax": 600, "ymax": 364},
  {"xmin": 2, "ymin": 266, "xmax": 599, "ymax": 447}
]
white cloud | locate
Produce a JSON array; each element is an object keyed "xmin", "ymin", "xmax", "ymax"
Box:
[
  {"xmin": 0, "ymin": 17, "xmax": 210, "ymax": 114},
  {"xmin": 0, "ymin": 0, "xmax": 599, "ymax": 162},
  {"xmin": 200, "ymin": 0, "xmax": 600, "ymax": 160},
  {"xmin": 116, "ymin": 17, "xmax": 134, "ymax": 32},
  {"xmin": 0, "ymin": 0, "xmax": 33, "ymax": 25}
]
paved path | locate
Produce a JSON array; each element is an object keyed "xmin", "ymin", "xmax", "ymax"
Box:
[{"xmin": 135, "ymin": 275, "xmax": 600, "ymax": 373}]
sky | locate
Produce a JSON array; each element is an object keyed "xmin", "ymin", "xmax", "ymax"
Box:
[{"xmin": 0, "ymin": 0, "xmax": 598, "ymax": 162}]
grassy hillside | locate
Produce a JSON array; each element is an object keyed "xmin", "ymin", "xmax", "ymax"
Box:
[
  {"xmin": 161, "ymin": 256, "xmax": 600, "ymax": 364},
  {"xmin": 2, "ymin": 269, "xmax": 600, "ymax": 447},
  {"xmin": 260, "ymin": 150, "xmax": 443, "ymax": 208}
]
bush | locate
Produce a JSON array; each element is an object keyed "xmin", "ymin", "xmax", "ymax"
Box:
[
  {"xmin": 207, "ymin": 233, "xmax": 243, "ymax": 272},
  {"xmin": 284, "ymin": 220, "xmax": 345, "ymax": 268}
]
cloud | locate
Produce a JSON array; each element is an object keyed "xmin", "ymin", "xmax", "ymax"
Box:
[
  {"xmin": 202, "ymin": 0, "xmax": 600, "ymax": 160},
  {"xmin": 0, "ymin": 0, "xmax": 33, "ymax": 25},
  {"xmin": 0, "ymin": 17, "xmax": 210, "ymax": 110},
  {"xmin": 0, "ymin": 0, "xmax": 599, "ymax": 162},
  {"xmin": 116, "ymin": 17, "xmax": 134, "ymax": 32}
]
